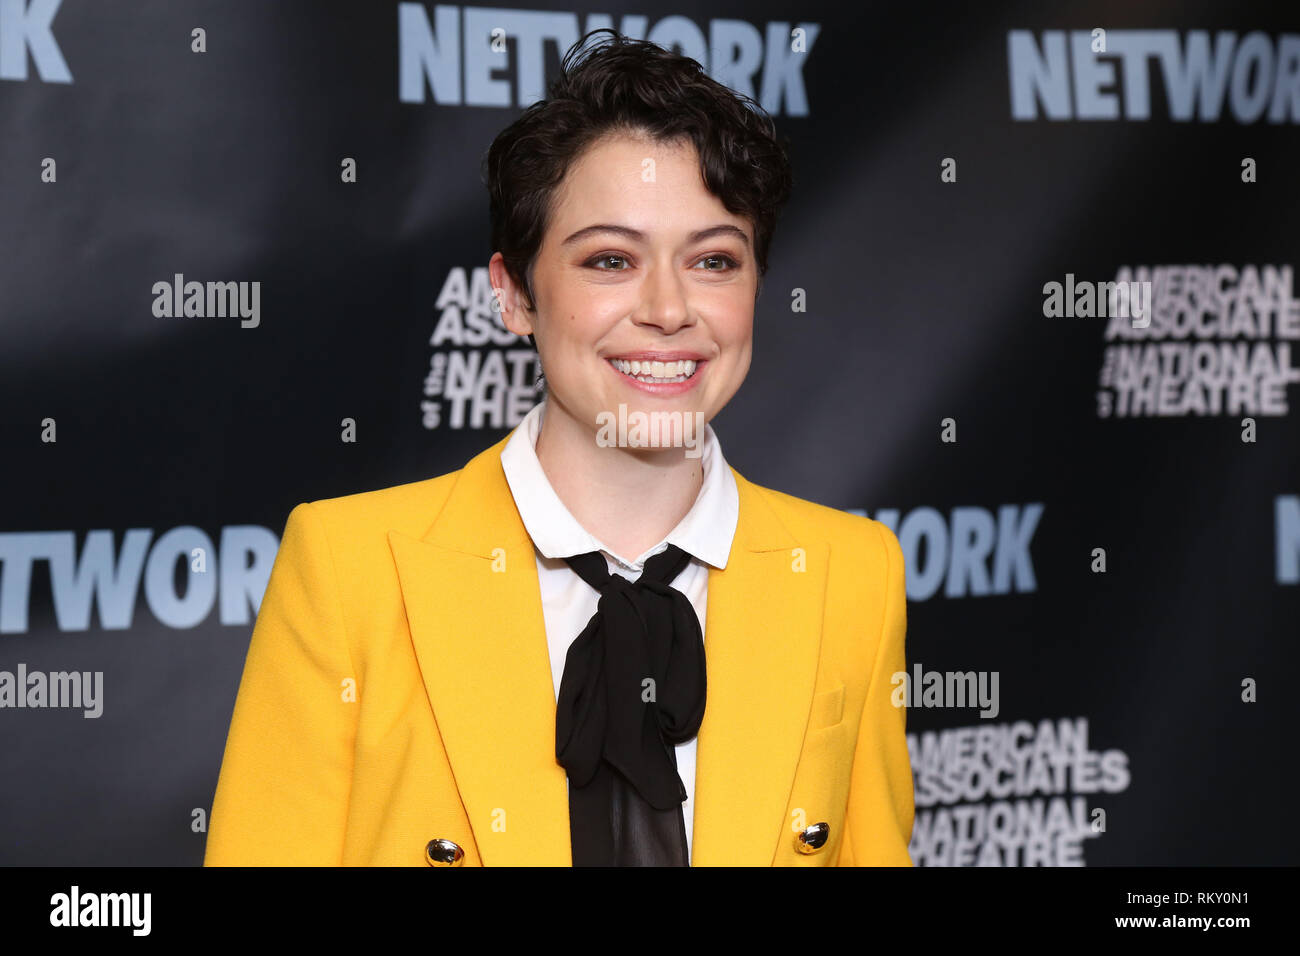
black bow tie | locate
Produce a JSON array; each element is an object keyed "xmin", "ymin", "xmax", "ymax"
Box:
[{"xmin": 555, "ymin": 543, "xmax": 707, "ymax": 866}]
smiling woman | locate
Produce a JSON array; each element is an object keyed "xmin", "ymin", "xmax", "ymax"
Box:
[{"xmin": 203, "ymin": 27, "xmax": 913, "ymax": 868}]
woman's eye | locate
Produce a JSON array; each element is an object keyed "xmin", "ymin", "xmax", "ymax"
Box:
[{"xmin": 585, "ymin": 253, "xmax": 739, "ymax": 271}]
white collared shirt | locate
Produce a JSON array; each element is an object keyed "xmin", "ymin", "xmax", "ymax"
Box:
[{"xmin": 499, "ymin": 398, "xmax": 739, "ymax": 863}]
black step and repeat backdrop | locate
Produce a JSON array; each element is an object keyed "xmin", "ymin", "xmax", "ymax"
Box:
[{"xmin": 1, "ymin": 0, "xmax": 1296, "ymax": 866}]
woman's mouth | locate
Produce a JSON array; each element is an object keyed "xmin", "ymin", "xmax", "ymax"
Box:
[
  {"xmin": 605, "ymin": 357, "xmax": 706, "ymax": 396},
  {"xmin": 608, "ymin": 358, "xmax": 699, "ymax": 384}
]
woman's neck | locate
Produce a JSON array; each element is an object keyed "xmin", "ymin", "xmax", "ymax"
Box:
[{"xmin": 534, "ymin": 399, "xmax": 705, "ymax": 562}]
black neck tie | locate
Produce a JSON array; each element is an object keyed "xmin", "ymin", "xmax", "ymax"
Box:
[{"xmin": 555, "ymin": 543, "xmax": 707, "ymax": 866}]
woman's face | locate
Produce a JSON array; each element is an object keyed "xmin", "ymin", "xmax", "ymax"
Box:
[{"xmin": 493, "ymin": 131, "xmax": 756, "ymax": 445}]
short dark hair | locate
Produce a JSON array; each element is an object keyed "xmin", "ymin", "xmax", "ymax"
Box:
[{"xmin": 482, "ymin": 28, "xmax": 794, "ymax": 361}]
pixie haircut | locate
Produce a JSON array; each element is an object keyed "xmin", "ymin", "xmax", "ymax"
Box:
[{"xmin": 483, "ymin": 27, "xmax": 794, "ymax": 333}]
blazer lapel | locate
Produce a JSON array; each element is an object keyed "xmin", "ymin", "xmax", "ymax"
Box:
[
  {"xmin": 388, "ymin": 433, "xmax": 567, "ymax": 865},
  {"xmin": 389, "ymin": 431, "xmax": 828, "ymax": 866}
]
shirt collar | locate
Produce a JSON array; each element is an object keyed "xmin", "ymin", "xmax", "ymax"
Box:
[{"xmin": 499, "ymin": 399, "xmax": 739, "ymax": 571}]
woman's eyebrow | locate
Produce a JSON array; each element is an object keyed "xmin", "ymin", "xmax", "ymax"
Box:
[{"xmin": 560, "ymin": 223, "xmax": 751, "ymax": 248}]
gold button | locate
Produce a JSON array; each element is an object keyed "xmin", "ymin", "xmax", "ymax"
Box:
[
  {"xmin": 795, "ymin": 822, "xmax": 830, "ymax": 854},
  {"xmin": 425, "ymin": 839, "xmax": 465, "ymax": 866}
]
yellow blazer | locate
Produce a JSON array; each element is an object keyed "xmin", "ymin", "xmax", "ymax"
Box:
[{"xmin": 204, "ymin": 431, "xmax": 913, "ymax": 866}]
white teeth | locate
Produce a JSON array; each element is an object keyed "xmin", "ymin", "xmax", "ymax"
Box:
[{"xmin": 610, "ymin": 358, "xmax": 698, "ymax": 382}]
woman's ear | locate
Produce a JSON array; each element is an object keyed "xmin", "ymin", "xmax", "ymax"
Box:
[{"xmin": 488, "ymin": 252, "xmax": 535, "ymax": 338}]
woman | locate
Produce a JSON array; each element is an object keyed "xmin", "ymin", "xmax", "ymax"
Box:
[{"xmin": 204, "ymin": 29, "xmax": 911, "ymax": 867}]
